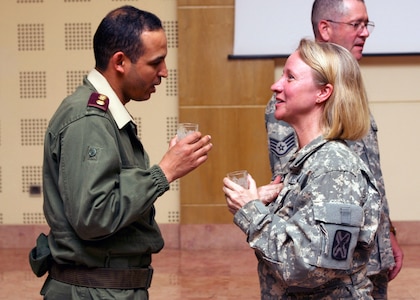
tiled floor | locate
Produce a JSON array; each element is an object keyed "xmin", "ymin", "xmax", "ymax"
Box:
[{"xmin": 1, "ymin": 245, "xmax": 419, "ymax": 299}]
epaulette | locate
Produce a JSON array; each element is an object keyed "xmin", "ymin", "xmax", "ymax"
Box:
[{"xmin": 87, "ymin": 92, "xmax": 109, "ymax": 112}]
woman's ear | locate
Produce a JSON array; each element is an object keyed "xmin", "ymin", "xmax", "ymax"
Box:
[{"xmin": 317, "ymin": 83, "xmax": 333, "ymax": 104}]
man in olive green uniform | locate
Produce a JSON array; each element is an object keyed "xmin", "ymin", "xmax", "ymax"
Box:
[{"xmin": 29, "ymin": 6, "xmax": 212, "ymax": 299}]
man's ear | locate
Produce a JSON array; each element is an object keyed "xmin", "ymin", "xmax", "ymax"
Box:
[
  {"xmin": 111, "ymin": 51, "xmax": 126, "ymax": 73},
  {"xmin": 317, "ymin": 83, "xmax": 333, "ymax": 104},
  {"xmin": 318, "ymin": 20, "xmax": 332, "ymax": 42}
]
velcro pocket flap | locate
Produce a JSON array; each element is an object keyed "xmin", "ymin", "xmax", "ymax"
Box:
[
  {"xmin": 313, "ymin": 202, "xmax": 363, "ymax": 227},
  {"xmin": 312, "ymin": 203, "xmax": 363, "ymax": 270}
]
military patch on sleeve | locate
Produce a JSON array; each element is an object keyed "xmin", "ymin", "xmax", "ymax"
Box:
[
  {"xmin": 269, "ymin": 132, "xmax": 296, "ymax": 157},
  {"xmin": 332, "ymin": 230, "xmax": 351, "ymax": 260},
  {"xmin": 87, "ymin": 92, "xmax": 109, "ymax": 111}
]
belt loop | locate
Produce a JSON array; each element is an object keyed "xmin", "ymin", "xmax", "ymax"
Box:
[{"xmin": 145, "ymin": 266, "xmax": 154, "ymax": 289}]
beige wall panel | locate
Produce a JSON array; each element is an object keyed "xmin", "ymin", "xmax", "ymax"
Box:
[
  {"xmin": 369, "ymin": 102, "xmax": 420, "ymax": 221},
  {"xmin": 0, "ymin": 1, "xmax": 179, "ymax": 224},
  {"xmin": 181, "ymin": 204, "xmax": 233, "ymax": 224},
  {"xmin": 179, "ymin": 107, "xmax": 272, "ymax": 206},
  {"xmin": 178, "ymin": 0, "xmax": 233, "ymax": 6},
  {"xmin": 178, "ymin": 6, "xmax": 274, "ymax": 106},
  {"xmin": 360, "ymin": 56, "xmax": 420, "ymax": 102},
  {"xmin": 178, "ymin": 1, "xmax": 275, "ymax": 224}
]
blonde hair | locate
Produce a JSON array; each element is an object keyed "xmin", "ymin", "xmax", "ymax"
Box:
[{"xmin": 297, "ymin": 38, "xmax": 370, "ymax": 140}]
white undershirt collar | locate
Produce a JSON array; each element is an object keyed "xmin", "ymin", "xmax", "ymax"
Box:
[{"xmin": 87, "ymin": 69, "xmax": 133, "ymax": 129}]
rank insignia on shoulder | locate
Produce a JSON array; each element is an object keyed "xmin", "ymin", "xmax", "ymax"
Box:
[{"xmin": 88, "ymin": 92, "xmax": 109, "ymax": 111}]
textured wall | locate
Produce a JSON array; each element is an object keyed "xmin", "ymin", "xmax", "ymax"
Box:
[
  {"xmin": 1, "ymin": 0, "xmax": 419, "ymax": 227},
  {"xmin": 0, "ymin": 0, "xmax": 180, "ymax": 224}
]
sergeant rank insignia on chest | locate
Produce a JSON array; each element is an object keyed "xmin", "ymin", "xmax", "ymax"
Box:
[{"xmin": 87, "ymin": 92, "xmax": 109, "ymax": 111}]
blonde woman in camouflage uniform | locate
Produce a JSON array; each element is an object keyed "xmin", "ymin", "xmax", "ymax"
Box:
[
  {"xmin": 223, "ymin": 39, "xmax": 381, "ymax": 299},
  {"xmin": 264, "ymin": 1, "xmax": 402, "ymax": 298}
]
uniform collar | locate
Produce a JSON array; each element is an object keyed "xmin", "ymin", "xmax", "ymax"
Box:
[
  {"xmin": 87, "ymin": 69, "xmax": 133, "ymax": 129},
  {"xmin": 288, "ymin": 136, "xmax": 329, "ymax": 174}
]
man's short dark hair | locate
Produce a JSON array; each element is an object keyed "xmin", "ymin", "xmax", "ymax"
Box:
[{"xmin": 93, "ymin": 5, "xmax": 163, "ymax": 71}]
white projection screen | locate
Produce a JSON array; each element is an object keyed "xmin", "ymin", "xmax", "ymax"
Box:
[{"xmin": 232, "ymin": 0, "xmax": 420, "ymax": 58}]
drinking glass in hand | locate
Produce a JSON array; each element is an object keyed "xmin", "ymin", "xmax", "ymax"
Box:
[
  {"xmin": 227, "ymin": 170, "xmax": 248, "ymax": 189},
  {"xmin": 177, "ymin": 123, "xmax": 199, "ymax": 141}
]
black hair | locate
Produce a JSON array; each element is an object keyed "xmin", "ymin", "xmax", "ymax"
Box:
[{"xmin": 93, "ymin": 5, "xmax": 163, "ymax": 71}]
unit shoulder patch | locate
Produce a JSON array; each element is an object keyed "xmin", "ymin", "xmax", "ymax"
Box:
[
  {"xmin": 87, "ymin": 92, "xmax": 109, "ymax": 112},
  {"xmin": 332, "ymin": 230, "xmax": 351, "ymax": 261}
]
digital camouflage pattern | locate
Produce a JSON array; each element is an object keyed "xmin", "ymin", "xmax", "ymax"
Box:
[
  {"xmin": 234, "ymin": 136, "xmax": 381, "ymax": 299},
  {"xmin": 264, "ymin": 95, "xmax": 395, "ymax": 298}
]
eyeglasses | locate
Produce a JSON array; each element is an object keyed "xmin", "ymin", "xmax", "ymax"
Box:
[{"xmin": 326, "ymin": 19, "xmax": 375, "ymax": 34}]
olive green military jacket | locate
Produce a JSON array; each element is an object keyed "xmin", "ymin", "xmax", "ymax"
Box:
[{"xmin": 42, "ymin": 76, "xmax": 169, "ymax": 269}]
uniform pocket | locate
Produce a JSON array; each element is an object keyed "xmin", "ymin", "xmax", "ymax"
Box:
[
  {"xmin": 29, "ymin": 233, "xmax": 52, "ymax": 277},
  {"xmin": 312, "ymin": 203, "xmax": 363, "ymax": 270}
]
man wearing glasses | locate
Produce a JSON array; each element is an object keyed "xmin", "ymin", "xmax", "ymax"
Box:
[{"xmin": 264, "ymin": 0, "xmax": 403, "ymax": 298}]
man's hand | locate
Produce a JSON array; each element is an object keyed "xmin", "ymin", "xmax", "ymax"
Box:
[{"xmin": 159, "ymin": 132, "xmax": 212, "ymax": 183}]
